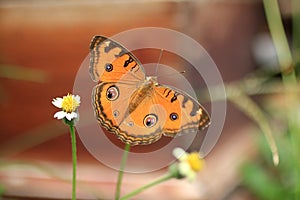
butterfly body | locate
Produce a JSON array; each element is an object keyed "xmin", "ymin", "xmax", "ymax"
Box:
[
  {"xmin": 90, "ymin": 36, "xmax": 210, "ymax": 145},
  {"xmin": 128, "ymin": 76, "xmax": 158, "ymax": 114}
]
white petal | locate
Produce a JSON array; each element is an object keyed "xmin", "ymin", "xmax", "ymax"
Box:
[
  {"xmin": 54, "ymin": 111, "xmax": 66, "ymax": 119},
  {"xmin": 52, "ymin": 98, "xmax": 63, "ymax": 108},
  {"xmin": 178, "ymin": 162, "xmax": 191, "ymax": 175},
  {"xmin": 66, "ymin": 112, "xmax": 77, "ymax": 121},
  {"xmin": 74, "ymin": 95, "xmax": 81, "ymax": 103},
  {"xmin": 65, "ymin": 113, "xmax": 73, "ymax": 121},
  {"xmin": 186, "ymin": 171, "xmax": 197, "ymax": 182},
  {"xmin": 73, "ymin": 112, "xmax": 78, "ymax": 118},
  {"xmin": 173, "ymin": 147, "xmax": 186, "ymax": 160}
]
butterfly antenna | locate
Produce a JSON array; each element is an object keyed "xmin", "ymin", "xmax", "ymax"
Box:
[
  {"xmin": 156, "ymin": 70, "xmax": 186, "ymax": 78},
  {"xmin": 155, "ymin": 49, "xmax": 164, "ymax": 76}
]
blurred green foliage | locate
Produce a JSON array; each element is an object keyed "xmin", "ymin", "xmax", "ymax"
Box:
[
  {"xmin": 0, "ymin": 64, "xmax": 48, "ymax": 83},
  {"xmin": 241, "ymin": 132, "xmax": 297, "ymax": 200},
  {"xmin": 0, "ymin": 64, "xmax": 48, "ymax": 102},
  {"xmin": 239, "ymin": 0, "xmax": 300, "ymax": 199}
]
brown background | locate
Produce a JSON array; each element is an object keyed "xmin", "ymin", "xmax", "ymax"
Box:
[{"xmin": 0, "ymin": 1, "xmax": 274, "ymax": 199}]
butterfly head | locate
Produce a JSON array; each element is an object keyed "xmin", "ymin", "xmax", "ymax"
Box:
[{"xmin": 146, "ymin": 76, "xmax": 158, "ymax": 86}]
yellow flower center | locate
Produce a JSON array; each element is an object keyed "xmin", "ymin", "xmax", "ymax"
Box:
[
  {"xmin": 61, "ymin": 94, "xmax": 80, "ymax": 113},
  {"xmin": 187, "ymin": 152, "xmax": 203, "ymax": 172}
]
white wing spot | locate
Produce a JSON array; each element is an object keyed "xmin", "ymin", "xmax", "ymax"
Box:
[
  {"xmin": 113, "ymin": 110, "xmax": 119, "ymax": 117},
  {"xmin": 104, "ymin": 41, "xmax": 110, "ymax": 47},
  {"xmin": 126, "ymin": 121, "xmax": 134, "ymax": 127},
  {"xmin": 197, "ymin": 109, "xmax": 203, "ymax": 115}
]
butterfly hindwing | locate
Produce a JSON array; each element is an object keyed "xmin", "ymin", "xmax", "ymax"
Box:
[
  {"xmin": 154, "ymin": 86, "xmax": 210, "ymax": 137},
  {"xmin": 92, "ymin": 81, "xmax": 210, "ymax": 145},
  {"xmin": 92, "ymin": 82, "xmax": 166, "ymax": 145}
]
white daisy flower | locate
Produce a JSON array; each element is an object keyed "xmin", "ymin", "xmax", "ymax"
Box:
[
  {"xmin": 52, "ymin": 94, "xmax": 81, "ymax": 121},
  {"xmin": 173, "ymin": 147, "xmax": 204, "ymax": 181}
]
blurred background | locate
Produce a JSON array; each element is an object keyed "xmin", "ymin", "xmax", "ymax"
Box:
[{"xmin": 0, "ymin": 0, "xmax": 299, "ymax": 199}]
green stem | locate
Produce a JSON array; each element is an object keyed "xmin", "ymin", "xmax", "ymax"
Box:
[
  {"xmin": 69, "ymin": 124, "xmax": 77, "ymax": 200},
  {"xmin": 292, "ymin": 0, "xmax": 300, "ymax": 197},
  {"xmin": 292, "ymin": 0, "xmax": 300, "ymax": 55},
  {"xmin": 120, "ymin": 173, "xmax": 174, "ymax": 200},
  {"xmin": 263, "ymin": 0, "xmax": 293, "ymax": 70},
  {"xmin": 227, "ymin": 86, "xmax": 279, "ymax": 165},
  {"xmin": 115, "ymin": 143, "xmax": 131, "ymax": 200},
  {"xmin": 262, "ymin": 0, "xmax": 298, "ymax": 117},
  {"xmin": 263, "ymin": 0, "xmax": 300, "ymax": 198}
]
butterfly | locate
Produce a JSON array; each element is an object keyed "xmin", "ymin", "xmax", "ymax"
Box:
[{"xmin": 89, "ymin": 36, "xmax": 210, "ymax": 146}]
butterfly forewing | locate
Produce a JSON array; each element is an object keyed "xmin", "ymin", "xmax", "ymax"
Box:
[{"xmin": 89, "ymin": 36, "xmax": 146, "ymax": 83}]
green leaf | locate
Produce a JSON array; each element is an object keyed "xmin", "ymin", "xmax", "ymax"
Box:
[{"xmin": 240, "ymin": 163, "xmax": 286, "ymax": 200}]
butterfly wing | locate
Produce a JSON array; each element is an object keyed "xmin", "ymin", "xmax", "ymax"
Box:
[
  {"xmin": 92, "ymin": 81, "xmax": 210, "ymax": 146},
  {"xmin": 92, "ymin": 82, "xmax": 167, "ymax": 145},
  {"xmin": 90, "ymin": 36, "xmax": 210, "ymax": 145},
  {"xmin": 153, "ymin": 85, "xmax": 210, "ymax": 137},
  {"xmin": 90, "ymin": 36, "xmax": 159, "ymax": 145},
  {"xmin": 89, "ymin": 36, "xmax": 146, "ymax": 83}
]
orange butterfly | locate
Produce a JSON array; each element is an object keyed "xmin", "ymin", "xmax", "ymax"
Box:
[{"xmin": 89, "ymin": 36, "xmax": 210, "ymax": 145}]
